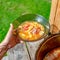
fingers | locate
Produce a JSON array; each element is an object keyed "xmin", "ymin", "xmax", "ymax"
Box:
[
  {"xmin": 0, "ymin": 24, "xmax": 13, "ymax": 45},
  {"xmin": 5, "ymin": 24, "xmax": 13, "ymax": 40}
]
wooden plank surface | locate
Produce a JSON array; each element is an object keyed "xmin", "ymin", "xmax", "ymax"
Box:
[
  {"xmin": 54, "ymin": 0, "xmax": 60, "ymax": 33},
  {"xmin": 49, "ymin": 0, "xmax": 60, "ymax": 34},
  {"xmin": 49, "ymin": 0, "xmax": 58, "ymax": 24},
  {"xmin": 49, "ymin": 0, "xmax": 59, "ymax": 34}
]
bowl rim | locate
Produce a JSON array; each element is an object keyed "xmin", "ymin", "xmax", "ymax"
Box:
[{"xmin": 13, "ymin": 13, "xmax": 50, "ymax": 42}]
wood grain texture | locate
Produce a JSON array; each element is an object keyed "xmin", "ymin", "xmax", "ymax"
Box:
[
  {"xmin": 49, "ymin": 0, "xmax": 60, "ymax": 34},
  {"xmin": 54, "ymin": 0, "xmax": 60, "ymax": 33},
  {"xmin": 49, "ymin": 0, "xmax": 58, "ymax": 25}
]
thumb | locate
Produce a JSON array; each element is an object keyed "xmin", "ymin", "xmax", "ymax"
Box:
[
  {"xmin": 5, "ymin": 24, "xmax": 13, "ymax": 41},
  {"xmin": 0, "ymin": 24, "xmax": 13, "ymax": 45}
]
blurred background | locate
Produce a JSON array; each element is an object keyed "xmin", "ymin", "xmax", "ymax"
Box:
[{"xmin": 0, "ymin": 0, "xmax": 51, "ymax": 42}]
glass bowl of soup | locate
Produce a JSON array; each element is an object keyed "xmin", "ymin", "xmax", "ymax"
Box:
[{"xmin": 13, "ymin": 14, "xmax": 49, "ymax": 42}]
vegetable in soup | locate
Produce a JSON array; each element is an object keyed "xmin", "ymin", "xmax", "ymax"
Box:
[{"xmin": 18, "ymin": 21, "xmax": 44, "ymax": 41}]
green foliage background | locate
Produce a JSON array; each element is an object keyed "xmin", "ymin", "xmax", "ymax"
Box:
[{"xmin": 0, "ymin": 0, "xmax": 51, "ymax": 42}]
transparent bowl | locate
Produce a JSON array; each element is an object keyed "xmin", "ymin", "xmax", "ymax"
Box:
[{"xmin": 13, "ymin": 14, "xmax": 49, "ymax": 42}]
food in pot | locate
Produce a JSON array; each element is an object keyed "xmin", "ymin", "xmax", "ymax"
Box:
[
  {"xmin": 18, "ymin": 21, "xmax": 44, "ymax": 41},
  {"xmin": 43, "ymin": 47, "xmax": 60, "ymax": 60}
]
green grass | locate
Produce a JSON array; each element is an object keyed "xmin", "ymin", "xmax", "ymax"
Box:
[{"xmin": 0, "ymin": 0, "xmax": 51, "ymax": 42}]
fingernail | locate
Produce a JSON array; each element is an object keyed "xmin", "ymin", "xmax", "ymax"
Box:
[
  {"xmin": 10, "ymin": 23, "xmax": 13, "ymax": 28},
  {"xmin": 10, "ymin": 23, "xmax": 12, "ymax": 26}
]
